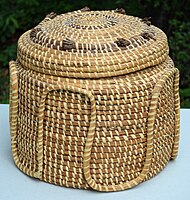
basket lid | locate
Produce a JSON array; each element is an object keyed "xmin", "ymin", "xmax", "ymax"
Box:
[{"xmin": 17, "ymin": 8, "xmax": 169, "ymax": 78}]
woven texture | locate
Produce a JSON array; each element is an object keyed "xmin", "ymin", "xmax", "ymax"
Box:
[{"xmin": 9, "ymin": 8, "xmax": 180, "ymax": 192}]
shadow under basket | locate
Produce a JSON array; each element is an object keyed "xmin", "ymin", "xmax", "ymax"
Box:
[{"xmin": 9, "ymin": 8, "xmax": 180, "ymax": 192}]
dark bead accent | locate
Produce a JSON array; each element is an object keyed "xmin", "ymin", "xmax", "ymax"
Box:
[
  {"xmin": 114, "ymin": 38, "xmax": 130, "ymax": 47},
  {"xmin": 115, "ymin": 8, "xmax": 126, "ymax": 14},
  {"xmin": 141, "ymin": 17, "xmax": 151, "ymax": 26},
  {"xmin": 81, "ymin": 6, "xmax": 91, "ymax": 12},
  {"xmin": 62, "ymin": 38, "xmax": 76, "ymax": 50},
  {"xmin": 46, "ymin": 12, "xmax": 57, "ymax": 19},
  {"xmin": 140, "ymin": 32, "xmax": 156, "ymax": 41},
  {"xmin": 30, "ymin": 27, "xmax": 42, "ymax": 38}
]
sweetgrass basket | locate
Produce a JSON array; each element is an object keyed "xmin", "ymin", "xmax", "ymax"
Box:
[{"xmin": 9, "ymin": 7, "xmax": 180, "ymax": 192}]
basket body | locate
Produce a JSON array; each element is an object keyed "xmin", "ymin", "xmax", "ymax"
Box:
[{"xmin": 9, "ymin": 9, "xmax": 180, "ymax": 192}]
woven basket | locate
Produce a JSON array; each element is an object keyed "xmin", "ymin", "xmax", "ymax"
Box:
[{"xmin": 9, "ymin": 8, "xmax": 180, "ymax": 192}]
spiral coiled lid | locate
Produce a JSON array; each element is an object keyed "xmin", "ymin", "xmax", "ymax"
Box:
[{"xmin": 17, "ymin": 8, "xmax": 169, "ymax": 78}]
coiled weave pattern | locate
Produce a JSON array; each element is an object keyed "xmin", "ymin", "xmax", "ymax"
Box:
[{"xmin": 9, "ymin": 8, "xmax": 180, "ymax": 192}]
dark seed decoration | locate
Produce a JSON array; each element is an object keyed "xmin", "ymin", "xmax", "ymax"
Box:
[
  {"xmin": 62, "ymin": 38, "xmax": 76, "ymax": 50},
  {"xmin": 140, "ymin": 32, "xmax": 156, "ymax": 41},
  {"xmin": 141, "ymin": 17, "xmax": 151, "ymax": 26},
  {"xmin": 46, "ymin": 12, "xmax": 57, "ymax": 19},
  {"xmin": 114, "ymin": 38, "xmax": 130, "ymax": 47},
  {"xmin": 115, "ymin": 8, "xmax": 126, "ymax": 14},
  {"xmin": 80, "ymin": 6, "xmax": 91, "ymax": 12},
  {"xmin": 30, "ymin": 27, "xmax": 42, "ymax": 38}
]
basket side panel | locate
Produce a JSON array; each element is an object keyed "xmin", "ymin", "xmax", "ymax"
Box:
[
  {"xmin": 145, "ymin": 68, "xmax": 179, "ymax": 180},
  {"xmin": 9, "ymin": 61, "xmax": 19, "ymax": 164},
  {"xmin": 40, "ymin": 87, "xmax": 94, "ymax": 189},
  {"xmin": 171, "ymin": 69, "xmax": 180, "ymax": 159},
  {"xmin": 11, "ymin": 64, "xmax": 45, "ymax": 177},
  {"xmin": 88, "ymin": 86, "xmax": 151, "ymax": 188}
]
